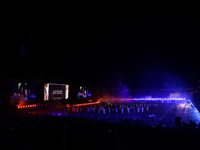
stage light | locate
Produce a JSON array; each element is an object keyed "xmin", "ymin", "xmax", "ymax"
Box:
[
  {"xmin": 73, "ymin": 101, "xmax": 100, "ymax": 107},
  {"xmin": 57, "ymin": 113, "xmax": 62, "ymax": 116},
  {"xmin": 17, "ymin": 104, "xmax": 37, "ymax": 109},
  {"xmin": 118, "ymin": 97, "xmax": 186, "ymax": 101}
]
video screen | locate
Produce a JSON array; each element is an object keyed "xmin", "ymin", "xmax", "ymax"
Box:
[
  {"xmin": 10, "ymin": 80, "xmax": 36, "ymax": 104},
  {"xmin": 44, "ymin": 83, "xmax": 69, "ymax": 101},
  {"xmin": 77, "ymin": 85, "xmax": 91, "ymax": 99}
]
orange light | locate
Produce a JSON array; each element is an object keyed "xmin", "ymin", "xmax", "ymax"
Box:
[
  {"xmin": 17, "ymin": 104, "xmax": 37, "ymax": 109},
  {"xmin": 73, "ymin": 102, "xmax": 100, "ymax": 107}
]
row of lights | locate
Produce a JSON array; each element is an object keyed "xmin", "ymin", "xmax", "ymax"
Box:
[
  {"xmin": 17, "ymin": 104, "xmax": 37, "ymax": 109},
  {"xmin": 191, "ymin": 102, "xmax": 200, "ymax": 116},
  {"xmin": 73, "ymin": 101, "xmax": 100, "ymax": 107},
  {"xmin": 115, "ymin": 98, "xmax": 186, "ymax": 101}
]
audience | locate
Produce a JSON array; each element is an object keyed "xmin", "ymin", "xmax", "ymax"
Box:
[{"xmin": 0, "ymin": 102, "xmax": 199, "ymax": 150}]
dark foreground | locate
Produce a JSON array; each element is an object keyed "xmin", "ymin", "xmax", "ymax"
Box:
[{"xmin": 0, "ymin": 111, "xmax": 200, "ymax": 150}]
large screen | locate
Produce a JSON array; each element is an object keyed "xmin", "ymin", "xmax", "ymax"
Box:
[
  {"xmin": 44, "ymin": 83, "xmax": 69, "ymax": 101},
  {"xmin": 10, "ymin": 80, "xmax": 36, "ymax": 104},
  {"xmin": 77, "ymin": 85, "xmax": 91, "ymax": 99}
]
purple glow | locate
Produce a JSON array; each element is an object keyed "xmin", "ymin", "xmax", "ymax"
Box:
[
  {"xmin": 57, "ymin": 113, "xmax": 62, "ymax": 116},
  {"xmin": 115, "ymin": 98, "xmax": 186, "ymax": 101}
]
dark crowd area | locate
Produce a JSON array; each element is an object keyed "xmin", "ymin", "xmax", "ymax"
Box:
[{"xmin": 0, "ymin": 109, "xmax": 200, "ymax": 150}]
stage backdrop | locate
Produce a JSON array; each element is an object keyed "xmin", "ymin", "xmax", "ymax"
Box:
[{"xmin": 44, "ymin": 83, "xmax": 69, "ymax": 101}]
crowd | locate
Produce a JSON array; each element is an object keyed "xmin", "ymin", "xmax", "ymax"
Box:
[
  {"xmin": 75, "ymin": 101, "xmax": 159, "ymax": 113},
  {"xmin": 71, "ymin": 101, "xmax": 181, "ymax": 126},
  {"xmin": 0, "ymin": 105, "xmax": 200, "ymax": 150}
]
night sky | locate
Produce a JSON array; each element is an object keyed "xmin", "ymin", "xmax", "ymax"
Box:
[{"xmin": 3, "ymin": 7, "xmax": 200, "ymax": 90}]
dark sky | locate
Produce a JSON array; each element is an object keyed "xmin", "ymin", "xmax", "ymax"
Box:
[{"xmin": 2, "ymin": 6, "xmax": 200, "ymax": 89}]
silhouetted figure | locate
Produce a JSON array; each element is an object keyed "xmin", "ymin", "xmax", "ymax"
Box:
[
  {"xmin": 198, "ymin": 123, "xmax": 200, "ymax": 129},
  {"xmin": 192, "ymin": 121, "xmax": 197, "ymax": 130}
]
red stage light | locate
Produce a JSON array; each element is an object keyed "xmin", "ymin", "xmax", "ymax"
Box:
[
  {"xmin": 17, "ymin": 104, "xmax": 37, "ymax": 109},
  {"xmin": 73, "ymin": 101, "xmax": 100, "ymax": 107}
]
